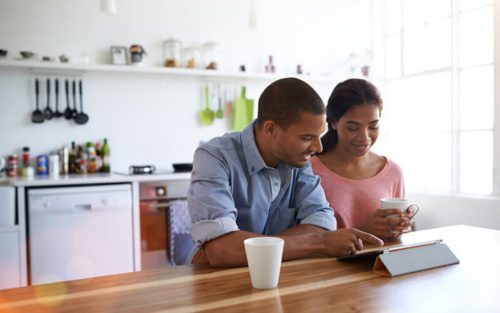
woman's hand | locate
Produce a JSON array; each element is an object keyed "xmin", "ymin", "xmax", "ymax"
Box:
[{"xmin": 361, "ymin": 208, "xmax": 413, "ymax": 239}]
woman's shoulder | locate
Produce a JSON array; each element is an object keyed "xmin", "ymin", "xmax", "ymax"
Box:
[{"xmin": 381, "ymin": 157, "xmax": 404, "ymax": 176}]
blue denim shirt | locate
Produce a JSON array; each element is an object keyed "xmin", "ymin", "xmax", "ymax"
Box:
[{"xmin": 188, "ymin": 122, "xmax": 336, "ymax": 248}]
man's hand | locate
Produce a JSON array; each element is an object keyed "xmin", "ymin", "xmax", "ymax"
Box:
[{"xmin": 322, "ymin": 228, "xmax": 384, "ymax": 256}]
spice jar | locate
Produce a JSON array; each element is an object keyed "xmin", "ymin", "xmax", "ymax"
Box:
[
  {"xmin": 6, "ymin": 154, "xmax": 18, "ymax": 177},
  {"xmin": 182, "ymin": 46, "xmax": 201, "ymax": 69},
  {"xmin": 162, "ymin": 38, "xmax": 181, "ymax": 68},
  {"xmin": 202, "ymin": 41, "xmax": 221, "ymax": 70}
]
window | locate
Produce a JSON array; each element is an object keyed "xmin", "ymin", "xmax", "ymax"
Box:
[{"xmin": 374, "ymin": 0, "xmax": 494, "ymax": 195}]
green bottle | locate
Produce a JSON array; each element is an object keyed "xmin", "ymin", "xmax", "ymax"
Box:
[{"xmin": 100, "ymin": 138, "xmax": 111, "ymax": 173}]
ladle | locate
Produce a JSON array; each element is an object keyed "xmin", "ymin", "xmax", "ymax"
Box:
[
  {"xmin": 63, "ymin": 79, "xmax": 73, "ymax": 119},
  {"xmin": 31, "ymin": 78, "xmax": 44, "ymax": 123},
  {"xmin": 71, "ymin": 80, "xmax": 78, "ymax": 118},
  {"xmin": 74, "ymin": 80, "xmax": 89, "ymax": 125},
  {"xmin": 43, "ymin": 78, "xmax": 53, "ymax": 120},
  {"xmin": 53, "ymin": 78, "xmax": 62, "ymax": 118}
]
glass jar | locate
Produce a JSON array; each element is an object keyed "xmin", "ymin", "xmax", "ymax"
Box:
[
  {"xmin": 202, "ymin": 41, "xmax": 221, "ymax": 70},
  {"xmin": 162, "ymin": 38, "xmax": 181, "ymax": 67},
  {"xmin": 182, "ymin": 46, "xmax": 201, "ymax": 69}
]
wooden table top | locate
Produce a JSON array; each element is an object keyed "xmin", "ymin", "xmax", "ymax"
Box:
[{"xmin": 0, "ymin": 225, "xmax": 499, "ymax": 313}]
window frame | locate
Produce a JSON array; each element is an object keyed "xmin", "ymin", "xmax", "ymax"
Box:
[{"xmin": 373, "ymin": 0, "xmax": 497, "ymax": 196}]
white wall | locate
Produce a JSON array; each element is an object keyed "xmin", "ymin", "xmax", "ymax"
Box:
[
  {"xmin": 0, "ymin": 0, "xmax": 371, "ymax": 172},
  {"xmin": 409, "ymin": 192, "xmax": 500, "ymax": 231}
]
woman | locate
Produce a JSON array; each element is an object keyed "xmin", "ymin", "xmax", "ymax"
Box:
[{"xmin": 311, "ymin": 78, "xmax": 415, "ymax": 239}]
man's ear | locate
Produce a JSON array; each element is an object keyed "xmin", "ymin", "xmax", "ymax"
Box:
[{"xmin": 263, "ymin": 120, "xmax": 277, "ymax": 137}]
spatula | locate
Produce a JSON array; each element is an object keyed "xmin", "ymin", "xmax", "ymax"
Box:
[
  {"xmin": 200, "ymin": 84, "xmax": 214, "ymax": 126},
  {"xmin": 215, "ymin": 84, "xmax": 224, "ymax": 119}
]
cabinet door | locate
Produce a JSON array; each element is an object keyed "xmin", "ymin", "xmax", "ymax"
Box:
[{"xmin": 0, "ymin": 231, "xmax": 21, "ymax": 289}]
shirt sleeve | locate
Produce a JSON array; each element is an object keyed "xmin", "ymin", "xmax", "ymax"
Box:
[
  {"xmin": 293, "ymin": 162, "xmax": 337, "ymax": 231},
  {"xmin": 188, "ymin": 147, "xmax": 239, "ymax": 247}
]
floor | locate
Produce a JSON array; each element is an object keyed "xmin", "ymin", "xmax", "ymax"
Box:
[{"xmin": 141, "ymin": 250, "xmax": 171, "ymax": 270}]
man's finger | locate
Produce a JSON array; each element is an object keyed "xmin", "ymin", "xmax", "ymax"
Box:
[{"xmin": 353, "ymin": 229, "xmax": 384, "ymax": 246}]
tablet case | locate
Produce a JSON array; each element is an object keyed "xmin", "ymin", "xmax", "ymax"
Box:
[{"xmin": 373, "ymin": 242, "xmax": 460, "ymax": 277}]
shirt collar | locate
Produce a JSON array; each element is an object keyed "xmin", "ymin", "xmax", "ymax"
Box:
[
  {"xmin": 241, "ymin": 120, "xmax": 268, "ymax": 176},
  {"xmin": 241, "ymin": 120, "xmax": 295, "ymax": 176}
]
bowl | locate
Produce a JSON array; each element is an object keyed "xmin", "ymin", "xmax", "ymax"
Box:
[
  {"xmin": 172, "ymin": 163, "xmax": 193, "ymax": 172},
  {"xmin": 20, "ymin": 51, "xmax": 35, "ymax": 59}
]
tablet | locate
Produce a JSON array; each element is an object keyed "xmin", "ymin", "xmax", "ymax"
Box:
[{"xmin": 337, "ymin": 239, "xmax": 443, "ymax": 261}]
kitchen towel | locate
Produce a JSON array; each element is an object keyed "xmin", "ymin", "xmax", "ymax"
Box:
[{"xmin": 169, "ymin": 199, "xmax": 195, "ymax": 266}]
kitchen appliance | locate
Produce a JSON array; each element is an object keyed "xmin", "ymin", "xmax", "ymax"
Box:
[
  {"xmin": 139, "ymin": 180, "xmax": 193, "ymax": 266},
  {"xmin": 27, "ymin": 184, "xmax": 134, "ymax": 285},
  {"xmin": 172, "ymin": 163, "xmax": 192, "ymax": 173},
  {"xmin": 0, "ymin": 187, "xmax": 15, "ymax": 227},
  {"xmin": 130, "ymin": 165, "xmax": 156, "ymax": 174}
]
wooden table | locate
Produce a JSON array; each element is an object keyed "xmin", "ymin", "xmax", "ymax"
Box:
[{"xmin": 0, "ymin": 225, "xmax": 498, "ymax": 312}]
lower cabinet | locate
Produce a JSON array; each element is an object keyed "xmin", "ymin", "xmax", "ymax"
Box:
[{"xmin": 0, "ymin": 228, "xmax": 21, "ymax": 289}]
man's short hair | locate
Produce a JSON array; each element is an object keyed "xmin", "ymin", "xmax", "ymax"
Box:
[{"xmin": 257, "ymin": 77, "xmax": 325, "ymax": 129}]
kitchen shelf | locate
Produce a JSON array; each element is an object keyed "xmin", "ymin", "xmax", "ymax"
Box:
[{"xmin": 0, "ymin": 59, "xmax": 338, "ymax": 84}]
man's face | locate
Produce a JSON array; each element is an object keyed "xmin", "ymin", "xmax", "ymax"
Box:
[{"xmin": 272, "ymin": 112, "xmax": 326, "ymax": 168}]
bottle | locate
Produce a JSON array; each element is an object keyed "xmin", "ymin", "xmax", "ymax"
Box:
[
  {"xmin": 22, "ymin": 147, "xmax": 30, "ymax": 167},
  {"xmin": 100, "ymin": 138, "xmax": 111, "ymax": 173},
  {"xmin": 60, "ymin": 145, "xmax": 69, "ymax": 175},
  {"xmin": 21, "ymin": 147, "xmax": 34, "ymax": 178},
  {"xmin": 78, "ymin": 145, "xmax": 87, "ymax": 175},
  {"xmin": 265, "ymin": 55, "xmax": 275, "ymax": 73},
  {"xmin": 86, "ymin": 142, "xmax": 98, "ymax": 173},
  {"xmin": 69, "ymin": 141, "xmax": 78, "ymax": 174}
]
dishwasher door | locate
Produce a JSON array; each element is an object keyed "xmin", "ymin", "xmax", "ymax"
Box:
[{"xmin": 28, "ymin": 184, "xmax": 134, "ymax": 285}]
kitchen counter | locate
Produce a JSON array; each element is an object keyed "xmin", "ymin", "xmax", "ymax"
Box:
[
  {"xmin": 0, "ymin": 172, "xmax": 191, "ymax": 187},
  {"xmin": 0, "ymin": 170, "xmax": 192, "ymax": 289}
]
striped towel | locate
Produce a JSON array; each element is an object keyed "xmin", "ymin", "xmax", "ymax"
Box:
[{"xmin": 169, "ymin": 199, "xmax": 194, "ymax": 265}]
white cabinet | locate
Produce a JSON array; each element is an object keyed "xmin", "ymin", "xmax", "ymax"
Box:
[{"xmin": 0, "ymin": 228, "xmax": 21, "ymax": 289}]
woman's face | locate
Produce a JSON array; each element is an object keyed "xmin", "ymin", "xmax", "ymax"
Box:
[{"xmin": 333, "ymin": 103, "xmax": 380, "ymax": 157}]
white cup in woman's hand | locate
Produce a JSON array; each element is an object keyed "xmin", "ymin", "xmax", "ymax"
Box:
[{"xmin": 380, "ymin": 198, "xmax": 420, "ymax": 234}]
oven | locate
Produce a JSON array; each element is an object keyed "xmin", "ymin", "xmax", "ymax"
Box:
[{"xmin": 139, "ymin": 180, "xmax": 194, "ymax": 267}]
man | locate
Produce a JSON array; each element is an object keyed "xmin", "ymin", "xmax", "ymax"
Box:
[{"xmin": 188, "ymin": 77, "xmax": 383, "ymax": 267}]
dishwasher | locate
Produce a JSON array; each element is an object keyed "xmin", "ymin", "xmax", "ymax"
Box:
[{"xmin": 27, "ymin": 184, "xmax": 134, "ymax": 285}]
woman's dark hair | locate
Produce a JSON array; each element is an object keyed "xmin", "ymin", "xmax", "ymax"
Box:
[
  {"xmin": 319, "ymin": 78, "xmax": 383, "ymax": 153},
  {"xmin": 257, "ymin": 77, "xmax": 325, "ymax": 129}
]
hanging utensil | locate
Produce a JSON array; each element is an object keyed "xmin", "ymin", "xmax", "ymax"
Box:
[
  {"xmin": 200, "ymin": 84, "xmax": 214, "ymax": 126},
  {"xmin": 71, "ymin": 79, "xmax": 78, "ymax": 118},
  {"xmin": 31, "ymin": 78, "xmax": 44, "ymax": 123},
  {"xmin": 63, "ymin": 79, "xmax": 73, "ymax": 119},
  {"xmin": 215, "ymin": 83, "xmax": 224, "ymax": 119},
  {"xmin": 43, "ymin": 78, "xmax": 53, "ymax": 120},
  {"xmin": 74, "ymin": 80, "xmax": 89, "ymax": 125},
  {"xmin": 53, "ymin": 78, "xmax": 62, "ymax": 118}
]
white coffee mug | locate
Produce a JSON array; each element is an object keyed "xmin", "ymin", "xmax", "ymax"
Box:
[
  {"xmin": 244, "ymin": 237, "xmax": 284, "ymax": 289},
  {"xmin": 380, "ymin": 198, "xmax": 420, "ymax": 234}
]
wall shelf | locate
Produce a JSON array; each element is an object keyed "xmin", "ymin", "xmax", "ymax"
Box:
[{"xmin": 0, "ymin": 59, "xmax": 338, "ymax": 84}]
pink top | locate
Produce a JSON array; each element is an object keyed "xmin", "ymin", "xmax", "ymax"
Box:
[{"xmin": 310, "ymin": 156, "xmax": 405, "ymax": 229}]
